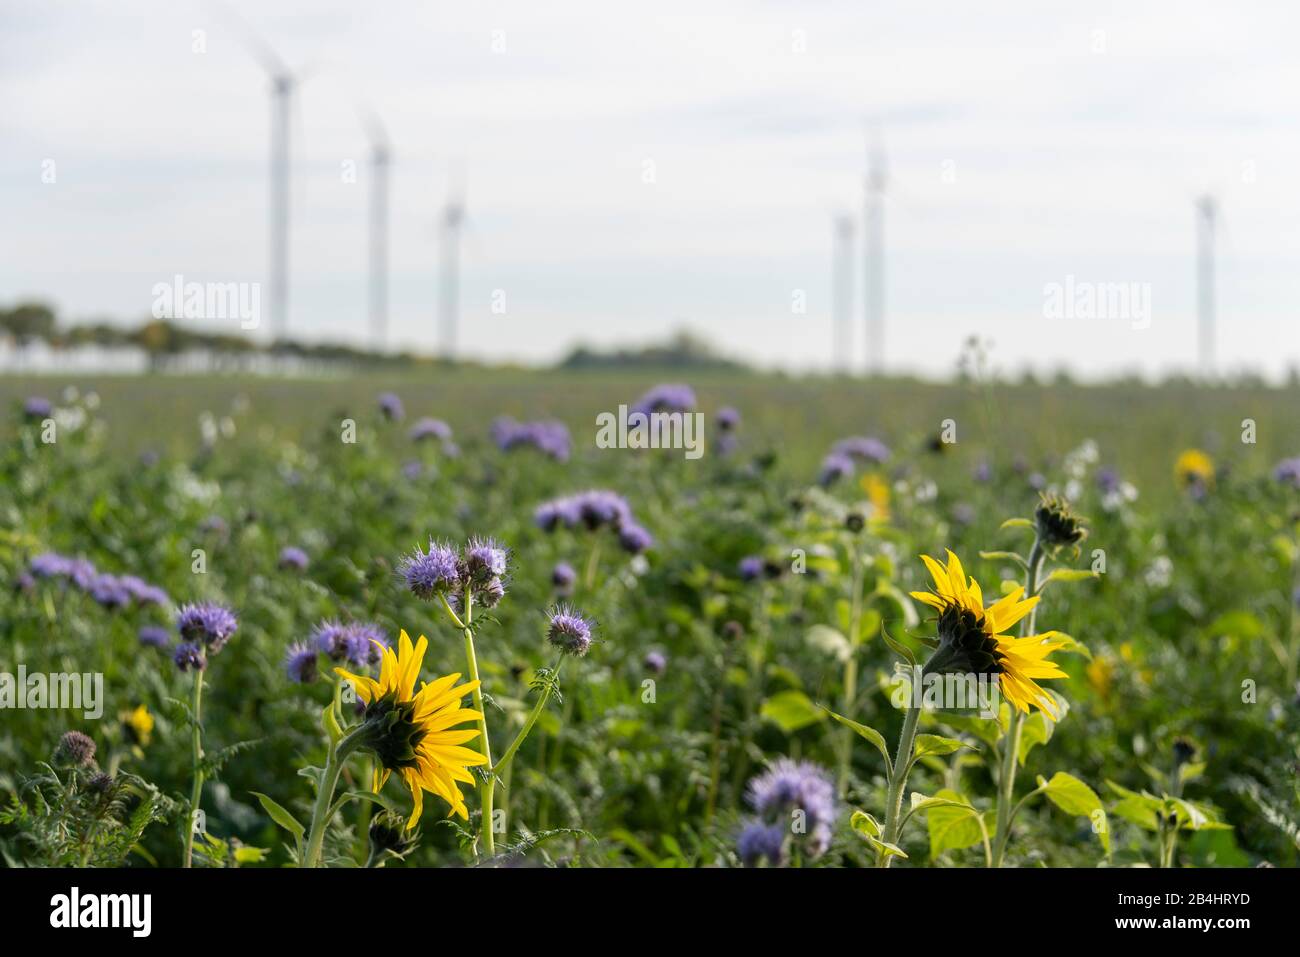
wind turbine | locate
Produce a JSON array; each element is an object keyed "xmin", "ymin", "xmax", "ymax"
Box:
[
  {"xmin": 862, "ymin": 126, "xmax": 887, "ymax": 375},
  {"xmin": 832, "ymin": 212, "xmax": 855, "ymax": 373},
  {"xmin": 437, "ymin": 170, "xmax": 466, "ymax": 359},
  {"xmin": 361, "ymin": 109, "xmax": 392, "ymax": 351},
  {"xmin": 212, "ymin": 2, "xmax": 308, "ymax": 341},
  {"xmin": 1195, "ymin": 194, "xmax": 1217, "ymax": 378}
]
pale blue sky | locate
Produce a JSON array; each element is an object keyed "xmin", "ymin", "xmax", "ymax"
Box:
[{"xmin": 2, "ymin": 0, "xmax": 1298, "ymax": 379}]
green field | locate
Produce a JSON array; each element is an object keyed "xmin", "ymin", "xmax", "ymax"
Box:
[{"xmin": 2, "ymin": 371, "xmax": 1298, "ymax": 868}]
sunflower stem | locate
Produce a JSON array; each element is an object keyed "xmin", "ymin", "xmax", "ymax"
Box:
[
  {"xmin": 303, "ymin": 727, "xmax": 365, "ymax": 868},
  {"xmin": 182, "ymin": 669, "xmax": 204, "ymax": 869},
  {"xmin": 838, "ymin": 539, "xmax": 866, "ymax": 797},
  {"xmin": 878, "ymin": 697, "xmax": 922, "ymax": 867},
  {"xmin": 991, "ymin": 539, "xmax": 1045, "ymax": 867}
]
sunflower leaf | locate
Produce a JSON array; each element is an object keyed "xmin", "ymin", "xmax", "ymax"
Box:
[
  {"xmin": 1037, "ymin": 772, "xmax": 1110, "ymax": 856},
  {"xmin": 820, "ymin": 706, "xmax": 892, "ymax": 770},
  {"xmin": 760, "ymin": 690, "xmax": 826, "ymax": 733},
  {"xmin": 250, "ymin": 791, "xmax": 305, "ymax": 848}
]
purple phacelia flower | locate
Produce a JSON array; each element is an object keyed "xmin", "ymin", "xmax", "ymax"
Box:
[
  {"xmin": 176, "ymin": 602, "xmax": 238, "ymax": 653},
  {"xmin": 120, "ymin": 576, "xmax": 169, "ymax": 606},
  {"xmin": 547, "ymin": 607, "xmax": 595, "ymax": 657},
  {"xmin": 199, "ymin": 515, "xmax": 228, "ymax": 537},
  {"xmin": 377, "ymin": 392, "xmax": 405, "ymax": 421},
  {"xmin": 618, "ymin": 523, "xmax": 654, "ymax": 555},
  {"xmin": 23, "ymin": 396, "xmax": 53, "ymax": 419},
  {"xmin": 401, "ymin": 460, "xmax": 423, "ymax": 481},
  {"xmin": 551, "ymin": 561, "xmax": 576, "ymax": 595},
  {"xmin": 409, "ymin": 417, "xmax": 452, "ymax": 442},
  {"xmin": 630, "ymin": 383, "xmax": 696, "ymax": 416},
  {"xmin": 643, "ymin": 650, "xmax": 667, "ymax": 675},
  {"xmin": 278, "ymin": 546, "xmax": 309, "ymax": 572},
  {"xmin": 818, "ymin": 452, "xmax": 855, "ymax": 487},
  {"xmin": 342, "ymin": 623, "xmax": 389, "ymax": 667},
  {"xmin": 1274, "ymin": 456, "xmax": 1300, "ymax": 489},
  {"xmin": 173, "ymin": 642, "xmax": 207, "ymax": 672},
  {"xmin": 576, "ymin": 490, "xmax": 632, "ymax": 529},
  {"xmin": 973, "ymin": 460, "xmax": 992, "ymax": 483},
  {"xmin": 30, "ymin": 552, "xmax": 71, "ymax": 578},
  {"xmin": 312, "ymin": 620, "xmax": 351, "ymax": 661},
  {"xmin": 737, "ymin": 821, "xmax": 786, "ymax": 867},
  {"xmin": 1096, "ymin": 466, "xmax": 1122, "ymax": 495},
  {"xmin": 284, "ymin": 642, "xmax": 319, "ymax": 683},
  {"xmin": 462, "ymin": 537, "xmax": 508, "ymax": 583},
  {"xmin": 491, "ymin": 417, "xmax": 572, "ymax": 461},
  {"xmin": 746, "ymin": 758, "xmax": 837, "ymax": 859},
  {"xmin": 716, "ymin": 406, "xmax": 740, "ymax": 431},
  {"xmin": 138, "ymin": 625, "xmax": 171, "ymax": 649},
  {"xmin": 89, "ymin": 574, "xmax": 131, "ymax": 610},
  {"xmin": 832, "ymin": 436, "xmax": 890, "ymax": 464},
  {"xmin": 400, "ymin": 540, "xmax": 460, "ymax": 599},
  {"xmin": 477, "ymin": 576, "xmax": 506, "ymax": 608},
  {"xmin": 738, "ymin": 555, "xmax": 764, "ymax": 582}
]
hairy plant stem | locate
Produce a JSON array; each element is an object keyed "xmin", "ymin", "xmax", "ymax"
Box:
[
  {"xmin": 302, "ymin": 727, "xmax": 365, "ymax": 868},
  {"xmin": 493, "ymin": 657, "xmax": 564, "ymax": 776},
  {"xmin": 182, "ymin": 669, "xmax": 204, "ymax": 868},
  {"xmin": 459, "ymin": 589, "xmax": 496, "ymax": 857},
  {"xmin": 991, "ymin": 539, "xmax": 1045, "ymax": 867},
  {"xmin": 838, "ymin": 540, "xmax": 866, "ymax": 796},
  {"xmin": 878, "ymin": 695, "xmax": 922, "ymax": 867}
]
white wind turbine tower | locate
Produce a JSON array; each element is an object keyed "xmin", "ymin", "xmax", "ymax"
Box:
[
  {"xmin": 437, "ymin": 171, "xmax": 466, "ymax": 359},
  {"xmin": 1195, "ymin": 193, "xmax": 1217, "ymax": 378},
  {"xmin": 832, "ymin": 212, "xmax": 855, "ymax": 373},
  {"xmin": 213, "ymin": 3, "xmax": 307, "ymax": 341},
  {"xmin": 862, "ymin": 127, "xmax": 887, "ymax": 375},
  {"xmin": 361, "ymin": 110, "xmax": 392, "ymax": 351}
]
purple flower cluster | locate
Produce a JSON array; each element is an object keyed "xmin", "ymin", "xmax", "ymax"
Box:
[
  {"xmin": 737, "ymin": 821, "xmax": 786, "ymax": 867},
  {"xmin": 312, "ymin": 619, "xmax": 390, "ymax": 668},
  {"xmin": 715, "ymin": 406, "xmax": 741, "ymax": 431},
  {"xmin": 278, "ymin": 546, "xmax": 309, "ymax": 572},
  {"xmin": 400, "ymin": 538, "xmax": 510, "ymax": 608},
  {"xmin": 27, "ymin": 552, "xmax": 169, "ymax": 610},
  {"xmin": 23, "ymin": 396, "xmax": 53, "ymax": 419},
  {"xmin": 1274, "ymin": 457, "xmax": 1300, "ymax": 489},
  {"xmin": 491, "ymin": 416, "xmax": 572, "ymax": 461},
  {"xmin": 284, "ymin": 642, "xmax": 319, "ymax": 683},
  {"xmin": 535, "ymin": 490, "xmax": 653, "ymax": 554},
  {"xmin": 819, "ymin": 436, "xmax": 890, "ymax": 487},
  {"xmin": 643, "ymin": 650, "xmax": 667, "ymax": 675},
  {"xmin": 409, "ymin": 417, "xmax": 452, "ymax": 442},
  {"xmin": 377, "ymin": 392, "xmax": 405, "ymax": 421},
  {"xmin": 630, "ymin": 383, "xmax": 697, "ymax": 416},
  {"xmin": 742, "ymin": 758, "xmax": 837, "ymax": 861},
  {"xmin": 551, "ymin": 561, "xmax": 577, "ymax": 596},
  {"xmin": 547, "ymin": 606, "xmax": 595, "ymax": 657},
  {"xmin": 177, "ymin": 602, "xmax": 239, "ymax": 655}
]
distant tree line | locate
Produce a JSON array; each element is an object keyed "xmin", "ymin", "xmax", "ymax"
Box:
[{"xmin": 559, "ymin": 330, "xmax": 745, "ymax": 370}]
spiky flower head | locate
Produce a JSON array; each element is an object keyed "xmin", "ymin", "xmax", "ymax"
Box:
[
  {"xmin": 285, "ymin": 642, "xmax": 319, "ymax": 684},
  {"xmin": 173, "ymin": 642, "xmax": 207, "ymax": 672},
  {"xmin": 1034, "ymin": 493, "xmax": 1087, "ymax": 550},
  {"xmin": 746, "ymin": 758, "xmax": 837, "ymax": 859},
  {"xmin": 618, "ymin": 523, "xmax": 654, "ymax": 555},
  {"xmin": 54, "ymin": 730, "xmax": 97, "ymax": 768},
  {"xmin": 910, "ymin": 550, "xmax": 1069, "ymax": 717},
  {"xmin": 336, "ymin": 631, "xmax": 487, "ymax": 826},
  {"xmin": 547, "ymin": 607, "xmax": 595, "ymax": 657},
  {"xmin": 377, "ymin": 392, "xmax": 405, "ymax": 421},
  {"xmin": 369, "ymin": 810, "xmax": 420, "ymax": 860},
  {"xmin": 551, "ymin": 561, "xmax": 577, "ymax": 595},
  {"xmin": 399, "ymin": 540, "xmax": 460, "ymax": 599},
  {"xmin": 737, "ymin": 821, "xmax": 786, "ymax": 867},
  {"xmin": 176, "ymin": 602, "xmax": 238, "ymax": 653},
  {"xmin": 461, "ymin": 537, "xmax": 508, "ymax": 584}
]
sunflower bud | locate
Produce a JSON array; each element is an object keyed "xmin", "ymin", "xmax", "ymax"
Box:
[
  {"xmin": 369, "ymin": 810, "xmax": 420, "ymax": 861},
  {"xmin": 1034, "ymin": 493, "xmax": 1087, "ymax": 550}
]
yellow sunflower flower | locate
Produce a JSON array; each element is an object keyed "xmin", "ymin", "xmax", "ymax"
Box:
[
  {"xmin": 336, "ymin": 630, "xmax": 487, "ymax": 828},
  {"xmin": 121, "ymin": 703, "xmax": 154, "ymax": 747},
  {"xmin": 909, "ymin": 550, "xmax": 1069, "ymax": 718},
  {"xmin": 1174, "ymin": 449, "xmax": 1214, "ymax": 488}
]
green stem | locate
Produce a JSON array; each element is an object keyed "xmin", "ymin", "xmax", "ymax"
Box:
[
  {"xmin": 878, "ymin": 696, "xmax": 922, "ymax": 867},
  {"xmin": 991, "ymin": 539, "xmax": 1045, "ymax": 867},
  {"xmin": 182, "ymin": 669, "xmax": 204, "ymax": 868},
  {"xmin": 459, "ymin": 591, "xmax": 496, "ymax": 857},
  {"xmin": 492, "ymin": 658, "xmax": 564, "ymax": 776},
  {"xmin": 303, "ymin": 728, "xmax": 365, "ymax": 868},
  {"xmin": 838, "ymin": 541, "xmax": 865, "ymax": 797}
]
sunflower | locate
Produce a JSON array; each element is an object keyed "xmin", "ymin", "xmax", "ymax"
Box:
[
  {"xmin": 121, "ymin": 703, "xmax": 154, "ymax": 747},
  {"xmin": 1174, "ymin": 449, "xmax": 1214, "ymax": 489},
  {"xmin": 336, "ymin": 630, "xmax": 487, "ymax": 828},
  {"xmin": 909, "ymin": 550, "xmax": 1068, "ymax": 718}
]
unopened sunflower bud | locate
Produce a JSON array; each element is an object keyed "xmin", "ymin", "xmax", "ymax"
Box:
[{"xmin": 1034, "ymin": 493, "xmax": 1086, "ymax": 549}]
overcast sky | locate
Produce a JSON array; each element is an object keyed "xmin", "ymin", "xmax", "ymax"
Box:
[{"xmin": 2, "ymin": 0, "xmax": 1298, "ymax": 379}]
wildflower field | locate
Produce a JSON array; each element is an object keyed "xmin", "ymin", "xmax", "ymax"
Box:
[{"xmin": 2, "ymin": 370, "xmax": 1299, "ymax": 869}]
